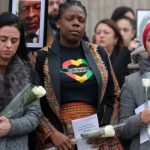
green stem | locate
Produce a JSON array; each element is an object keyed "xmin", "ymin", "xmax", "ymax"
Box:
[{"xmin": 145, "ymin": 87, "xmax": 149, "ymax": 108}]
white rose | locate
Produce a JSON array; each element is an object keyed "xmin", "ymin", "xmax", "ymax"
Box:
[
  {"xmin": 81, "ymin": 129, "xmax": 104, "ymax": 139},
  {"xmin": 81, "ymin": 125, "xmax": 115, "ymax": 139},
  {"xmin": 32, "ymin": 86, "xmax": 46, "ymax": 98},
  {"xmin": 142, "ymin": 78, "xmax": 150, "ymax": 88},
  {"xmin": 104, "ymin": 125, "xmax": 115, "ymax": 137}
]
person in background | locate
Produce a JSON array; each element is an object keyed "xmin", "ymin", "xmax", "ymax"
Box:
[
  {"xmin": 18, "ymin": 0, "xmax": 41, "ymax": 43},
  {"xmin": 46, "ymin": 0, "xmax": 64, "ymax": 46},
  {"xmin": 111, "ymin": 6, "xmax": 135, "ymax": 21},
  {"xmin": 115, "ymin": 16, "xmax": 139, "ymax": 50},
  {"xmin": 127, "ymin": 46, "xmax": 148, "ymax": 75},
  {"xmin": 0, "ymin": 12, "xmax": 41, "ymax": 150},
  {"xmin": 119, "ymin": 22, "xmax": 150, "ymax": 150},
  {"xmin": 93, "ymin": 19, "xmax": 130, "ymax": 88},
  {"xmin": 33, "ymin": 0, "xmax": 122, "ymax": 149}
]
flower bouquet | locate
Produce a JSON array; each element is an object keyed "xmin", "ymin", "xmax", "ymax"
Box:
[
  {"xmin": 142, "ymin": 72, "xmax": 150, "ymax": 141},
  {"xmin": 0, "ymin": 83, "xmax": 46, "ymax": 118}
]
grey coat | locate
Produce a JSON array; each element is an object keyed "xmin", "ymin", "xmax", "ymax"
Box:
[
  {"xmin": 0, "ymin": 102, "xmax": 41, "ymax": 150},
  {"xmin": 119, "ymin": 71, "xmax": 150, "ymax": 150},
  {"xmin": 0, "ymin": 56, "xmax": 41, "ymax": 150}
]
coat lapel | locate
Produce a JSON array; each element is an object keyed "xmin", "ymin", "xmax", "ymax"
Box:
[
  {"xmin": 48, "ymin": 39, "xmax": 61, "ymax": 104},
  {"xmin": 82, "ymin": 41, "xmax": 102, "ymax": 103}
]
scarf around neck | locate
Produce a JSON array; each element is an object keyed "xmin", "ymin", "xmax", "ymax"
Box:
[
  {"xmin": 0, "ymin": 56, "xmax": 30, "ymax": 112},
  {"xmin": 139, "ymin": 57, "xmax": 150, "ymax": 75}
]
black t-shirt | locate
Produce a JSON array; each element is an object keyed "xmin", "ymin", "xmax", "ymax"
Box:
[{"xmin": 60, "ymin": 45, "xmax": 98, "ymax": 106}]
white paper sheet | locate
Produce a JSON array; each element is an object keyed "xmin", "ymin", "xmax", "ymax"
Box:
[
  {"xmin": 135, "ymin": 101, "xmax": 150, "ymax": 144},
  {"xmin": 72, "ymin": 114, "xmax": 99, "ymax": 150}
]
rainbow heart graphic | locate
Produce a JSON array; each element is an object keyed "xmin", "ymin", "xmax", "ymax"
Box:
[{"xmin": 61, "ymin": 59, "xmax": 93, "ymax": 83}]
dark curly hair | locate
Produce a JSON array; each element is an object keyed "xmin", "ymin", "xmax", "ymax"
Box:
[{"xmin": 57, "ymin": 0, "xmax": 87, "ymax": 20}]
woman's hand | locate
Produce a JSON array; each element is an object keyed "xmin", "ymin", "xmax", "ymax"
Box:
[
  {"xmin": 0, "ymin": 116, "xmax": 12, "ymax": 137},
  {"xmin": 50, "ymin": 130, "xmax": 75, "ymax": 150},
  {"xmin": 140, "ymin": 108, "xmax": 150, "ymax": 125},
  {"xmin": 128, "ymin": 38, "xmax": 140, "ymax": 52}
]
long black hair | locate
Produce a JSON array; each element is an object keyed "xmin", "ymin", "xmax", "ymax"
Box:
[
  {"xmin": 57, "ymin": 0, "xmax": 87, "ymax": 20},
  {"xmin": 111, "ymin": 6, "xmax": 135, "ymax": 21},
  {"xmin": 0, "ymin": 12, "xmax": 28, "ymax": 61}
]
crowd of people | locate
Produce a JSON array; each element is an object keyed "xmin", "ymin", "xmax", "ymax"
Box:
[{"xmin": 0, "ymin": 0, "xmax": 150, "ymax": 150}]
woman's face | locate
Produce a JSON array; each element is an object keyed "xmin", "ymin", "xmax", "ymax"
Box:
[
  {"xmin": 116, "ymin": 18, "xmax": 135, "ymax": 47},
  {"xmin": 94, "ymin": 23, "xmax": 117, "ymax": 53},
  {"xmin": 146, "ymin": 32, "xmax": 150, "ymax": 56},
  {"xmin": 0, "ymin": 26, "xmax": 20, "ymax": 62},
  {"xmin": 57, "ymin": 5, "xmax": 86, "ymax": 46}
]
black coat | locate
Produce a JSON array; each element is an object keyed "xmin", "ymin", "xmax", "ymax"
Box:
[{"xmin": 110, "ymin": 47, "xmax": 131, "ymax": 88}]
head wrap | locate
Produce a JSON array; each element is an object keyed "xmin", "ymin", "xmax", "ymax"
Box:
[{"xmin": 143, "ymin": 22, "xmax": 150, "ymax": 49}]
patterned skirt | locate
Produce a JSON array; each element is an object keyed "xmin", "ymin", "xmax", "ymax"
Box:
[
  {"xmin": 60, "ymin": 102, "xmax": 124, "ymax": 150},
  {"xmin": 60, "ymin": 102, "xmax": 96, "ymax": 137}
]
